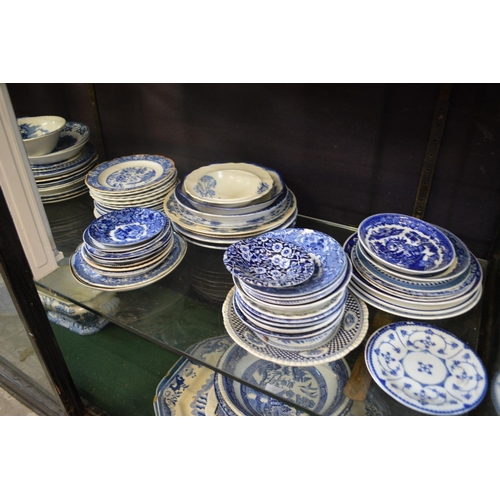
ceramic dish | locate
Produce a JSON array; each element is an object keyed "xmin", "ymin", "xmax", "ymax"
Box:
[
  {"xmin": 31, "ymin": 143, "xmax": 96, "ymax": 175},
  {"xmin": 184, "ymin": 163, "xmax": 273, "ymax": 206},
  {"xmin": 223, "ymin": 288, "xmax": 369, "ymax": 366},
  {"xmin": 28, "ymin": 122, "xmax": 90, "ymax": 165},
  {"xmin": 214, "ymin": 343, "xmax": 352, "ymax": 416},
  {"xmin": 18, "ymin": 115, "xmax": 66, "ymax": 156},
  {"xmin": 86, "ymin": 154, "xmax": 176, "ymax": 192},
  {"xmin": 46, "ymin": 310, "xmax": 109, "ymax": 336},
  {"xmin": 85, "ymin": 207, "xmax": 169, "ymax": 248},
  {"xmin": 223, "ymin": 235, "xmax": 315, "ymax": 288},
  {"xmin": 364, "ymin": 321, "xmax": 488, "ymax": 415},
  {"xmin": 358, "ymin": 213, "xmax": 455, "ymax": 275},
  {"xmin": 70, "ymin": 233, "xmax": 187, "ymax": 292},
  {"xmin": 491, "ymin": 371, "xmax": 500, "ymax": 416}
]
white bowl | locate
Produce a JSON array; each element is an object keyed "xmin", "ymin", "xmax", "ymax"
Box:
[
  {"xmin": 184, "ymin": 162, "xmax": 274, "ymax": 207},
  {"xmin": 18, "ymin": 115, "xmax": 66, "ymax": 156}
]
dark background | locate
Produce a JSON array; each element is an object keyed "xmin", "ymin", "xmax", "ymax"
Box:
[{"xmin": 7, "ymin": 83, "xmax": 500, "ymax": 259}]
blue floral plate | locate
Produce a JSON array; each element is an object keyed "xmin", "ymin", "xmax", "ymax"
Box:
[
  {"xmin": 223, "ymin": 235, "xmax": 315, "ymax": 288},
  {"xmin": 85, "ymin": 207, "xmax": 169, "ymax": 248},
  {"xmin": 358, "ymin": 213, "xmax": 455, "ymax": 275},
  {"xmin": 364, "ymin": 321, "xmax": 487, "ymax": 415}
]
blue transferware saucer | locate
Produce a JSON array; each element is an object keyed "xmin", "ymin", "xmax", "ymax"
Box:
[
  {"xmin": 29, "ymin": 122, "xmax": 90, "ymax": 166},
  {"xmin": 31, "ymin": 143, "xmax": 97, "ymax": 177},
  {"xmin": 491, "ymin": 371, "xmax": 500, "ymax": 415},
  {"xmin": 223, "ymin": 288, "xmax": 369, "ymax": 366},
  {"xmin": 223, "ymin": 235, "xmax": 315, "ymax": 288},
  {"xmin": 70, "ymin": 233, "xmax": 187, "ymax": 291},
  {"xmin": 365, "ymin": 321, "xmax": 487, "ymax": 415},
  {"xmin": 214, "ymin": 343, "xmax": 352, "ymax": 416},
  {"xmin": 86, "ymin": 207, "xmax": 169, "ymax": 248},
  {"xmin": 358, "ymin": 213, "xmax": 455, "ymax": 275},
  {"xmin": 86, "ymin": 154, "xmax": 176, "ymax": 192}
]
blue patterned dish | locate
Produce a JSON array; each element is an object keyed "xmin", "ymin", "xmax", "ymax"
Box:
[
  {"xmin": 358, "ymin": 213, "xmax": 455, "ymax": 275},
  {"xmin": 365, "ymin": 321, "xmax": 487, "ymax": 415},
  {"xmin": 86, "ymin": 154, "xmax": 176, "ymax": 192},
  {"xmin": 28, "ymin": 122, "xmax": 90, "ymax": 165},
  {"xmin": 223, "ymin": 235, "xmax": 315, "ymax": 288},
  {"xmin": 86, "ymin": 207, "xmax": 169, "ymax": 248},
  {"xmin": 18, "ymin": 115, "xmax": 66, "ymax": 156},
  {"xmin": 223, "ymin": 288, "xmax": 369, "ymax": 366},
  {"xmin": 215, "ymin": 343, "xmax": 352, "ymax": 416},
  {"xmin": 184, "ymin": 162, "xmax": 274, "ymax": 207},
  {"xmin": 31, "ymin": 144, "xmax": 97, "ymax": 177}
]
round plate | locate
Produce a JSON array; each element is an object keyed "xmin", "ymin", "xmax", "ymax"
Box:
[
  {"xmin": 184, "ymin": 162, "xmax": 273, "ymax": 206},
  {"xmin": 222, "ymin": 288, "xmax": 369, "ymax": 366},
  {"xmin": 86, "ymin": 154, "xmax": 175, "ymax": 192},
  {"xmin": 214, "ymin": 343, "xmax": 352, "ymax": 416},
  {"xmin": 364, "ymin": 321, "xmax": 487, "ymax": 415},
  {"xmin": 86, "ymin": 207, "xmax": 169, "ymax": 248},
  {"xmin": 491, "ymin": 371, "xmax": 500, "ymax": 415},
  {"xmin": 223, "ymin": 235, "xmax": 315, "ymax": 288},
  {"xmin": 358, "ymin": 213, "xmax": 455, "ymax": 275}
]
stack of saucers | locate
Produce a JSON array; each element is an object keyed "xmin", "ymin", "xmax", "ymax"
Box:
[
  {"xmin": 85, "ymin": 155, "xmax": 178, "ymax": 217},
  {"xmin": 164, "ymin": 162, "xmax": 298, "ymax": 249},
  {"xmin": 221, "ymin": 228, "xmax": 369, "ymax": 367},
  {"xmin": 344, "ymin": 213, "xmax": 483, "ymax": 320},
  {"xmin": 69, "ymin": 207, "xmax": 187, "ymax": 292},
  {"xmin": 29, "ymin": 123, "xmax": 95, "ymax": 203}
]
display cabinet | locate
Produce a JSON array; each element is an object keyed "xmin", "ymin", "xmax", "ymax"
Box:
[{"xmin": 1, "ymin": 83, "xmax": 499, "ymax": 416}]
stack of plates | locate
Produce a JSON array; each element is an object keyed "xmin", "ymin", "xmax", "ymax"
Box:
[
  {"xmin": 29, "ymin": 123, "xmax": 94, "ymax": 203},
  {"xmin": 213, "ymin": 343, "xmax": 353, "ymax": 416},
  {"xmin": 163, "ymin": 162, "xmax": 297, "ymax": 249},
  {"xmin": 344, "ymin": 213, "xmax": 483, "ymax": 320},
  {"xmin": 70, "ymin": 207, "xmax": 187, "ymax": 292},
  {"xmin": 85, "ymin": 155, "xmax": 178, "ymax": 217},
  {"xmin": 221, "ymin": 228, "xmax": 369, "ymax": 366}
]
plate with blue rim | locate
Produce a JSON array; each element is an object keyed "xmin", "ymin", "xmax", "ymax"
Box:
[
  {"xmin": 70, "ymin": 233, "xmax": 187, "ymax": 291},
  {"xmin": 31, "ymin": 143, "xmax": 97, "ymax": 177},
  {"xmin": 222, "ymin": 287, "xmax": 369, "ymax": 366},
  {"xmin": 364, "ymin": 321, "xmax": 488, "ymax": 415},
  {"xmin": 358, "ymin": 213, "xmax": 456, "ymax": 275},
  {"xmin": 85, "ymin": 207, "xmax": 169, "ymax": 249},
  {"xmin": 86, "ymin": 154, "xmax": 176, "ymax": 193},
  {"xmin": 223, "ymin": 235, "xmax": 315, "ymax": 288},
  {"xmin": 214, "ymin": 342, "xmax": 352, "ymax": 416},
  {"xmin": 29, "ymin": 122, "xmax": 90, "ymax": 165}
]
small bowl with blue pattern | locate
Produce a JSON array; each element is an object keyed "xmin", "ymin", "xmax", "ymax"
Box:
[
  {"xmin": 223, "ymin": 235, "xmax": 315, "ymax": 288},
  {"xmin": 17, "ymin": 115, "xmax": 66, "ymax": 156}
]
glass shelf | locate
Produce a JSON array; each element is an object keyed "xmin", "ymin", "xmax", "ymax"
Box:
[{"xmin": 35, "ymin": 193, "xmax": 489, "ymax": 416}]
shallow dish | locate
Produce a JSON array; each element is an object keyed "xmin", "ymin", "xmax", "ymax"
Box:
[
  {"xmin": 28, "ymin": 122, "xmax": 90, "ymax": 165},
  {"xmin": 223, "ymin": 235, "xmax": 315, "ymax": 288},
  {"xmin": 86, "ymin": 207, "xmax": 169, "ymax": 248},
  {"xmin": 491, "ymin": 371, "xmax": 500, "ymax": 416},
  {"xmin": 215, "ymin": 343, "xmax": 351, "ymax": 416},
  {"xmin": 364, "ymin": 321, "xmax": 487, "ymax": 415},
  {"xmin": 358, "ymin": 213, "xmax": 455, "ymax": 275},
  {"xmin": 86, "ymin": 154, "xmax": 176, "ymax": 193},
  {"xmin": 18, "ymin": 115, "xmax": 66, "ymax": 156},
  {"xmin": 184, "ymin": 162, "xmax": 273, "ymax": 207}
]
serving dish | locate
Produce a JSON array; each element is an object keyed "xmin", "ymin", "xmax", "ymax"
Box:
[
  {"xmin": 183, "ymin": 162, "xmax": 273, "ymax": 206},
  {"xmin": 18, "ymin": 115, "xmax": 66, "ymax": 156},
  {"xmin": 364, "ymin": 321, "xmax": 487, "ymax": 415},
  {"xmin": 358, "ymin": 213, "xmax": 455, "ymax": 275},
  {"xmin": 28, "ymin": 122, "xmax": 90, "ymax": 165}
]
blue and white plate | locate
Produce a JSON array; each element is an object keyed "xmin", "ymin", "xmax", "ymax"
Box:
[
  {"xmin": 70, "ymin": 233, "xmax": 187, "ymax": 291},
  {"xmin": 29, "ymin": 122, "xmax": 90, "ymax": 166},
  {"xmin": 358, "ymin": 213, "xmax": 455, "ymax": 275},
  {"xmin": 31, "ymin": 143, "xmax": 97, "ymax": 177},
  {"xmin": 223, "ymin": 288, "xmax": 369, "ymax": 366},
  {"xmin": 491, "ymin": 371, "xmax": 500, "ymax": 416},
  {"xmin": 365, "ymin": 321, "xmax": 487, "ymax": 415},
  {"xmin": 85, "ymin": 207, "xmax": 169, "ymax": 248},
  {"xmin": 223, "ymin": 235, "xmax": 315, "ymax": 288},
  {"xmin": 214, "ymin": 343, "xmax": 352, "ymax": 416},
  {"xmin": 86, "ymin": 154, "xmax": 176, "ymax": 193}
]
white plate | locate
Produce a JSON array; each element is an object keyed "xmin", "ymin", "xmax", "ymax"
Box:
[{"xmin": 365, "ymin": 321, "xmax": 487, "ymax": 415}]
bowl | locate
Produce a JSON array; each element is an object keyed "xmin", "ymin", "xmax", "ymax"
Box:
[{"xmin": 17, "ymin": 115, "xmax": 66, "ymax": 156}]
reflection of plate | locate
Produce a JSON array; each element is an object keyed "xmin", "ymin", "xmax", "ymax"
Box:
[
  {"xmin": 358, "ymin": 213, "xmax": 455, "ymax": 275},
  {"xmin": 29, "ymin": 122, "xmax": 90, "ymax": 165},
  {"xmin": 491, "ymin": 371, "xmax": 500, "ymax": 415},
  {"xmin": 365, "ymin": 321, "xmax": 487, "ymax": 415},
  {"xmin": 223, "ymin": 288, "xmax": 369, "ymax": 366}
]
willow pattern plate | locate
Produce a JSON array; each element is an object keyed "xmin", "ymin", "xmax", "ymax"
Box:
[
  {"xmin": 358, "ymin": 213, "xmax": 455, "ymax": 275},
  {"xmin": 365, "ymin": 321, "xmax": 487, "ymax": 415}
]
